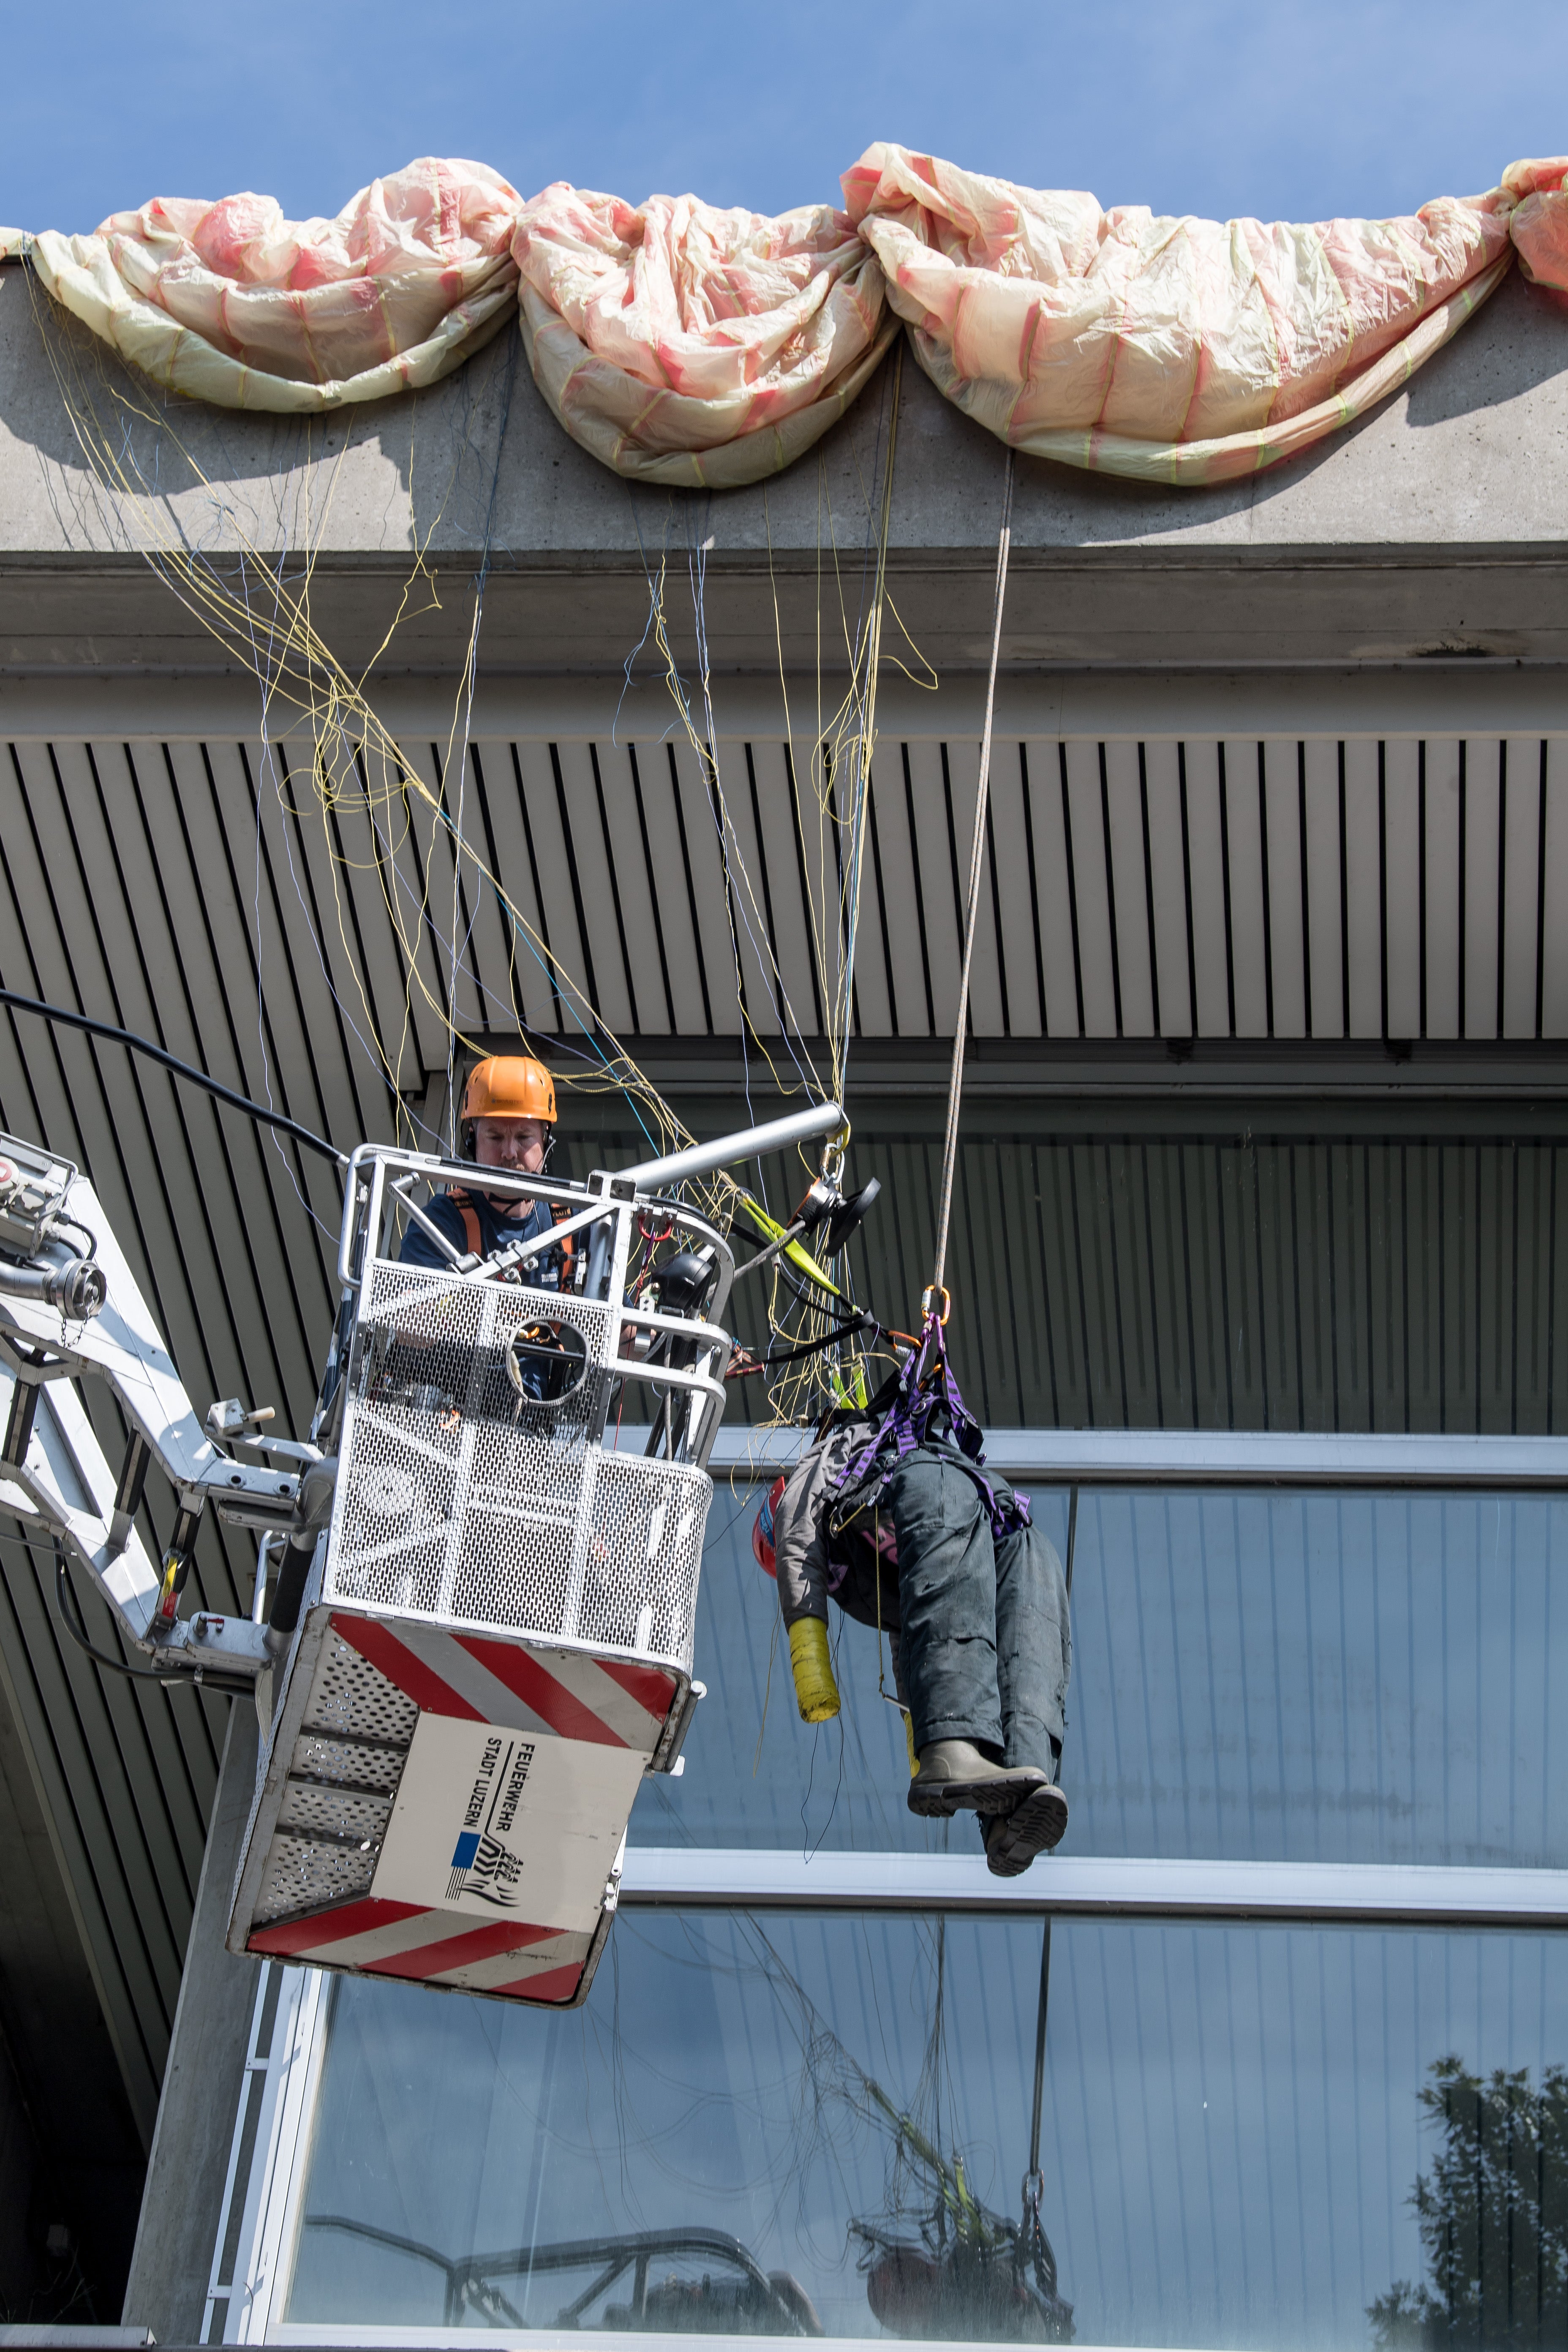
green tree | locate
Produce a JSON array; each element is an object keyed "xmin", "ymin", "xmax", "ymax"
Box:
[{"xmin": 1369, "ymin": 2057, "xmax": 1568, "ymax": 2349}]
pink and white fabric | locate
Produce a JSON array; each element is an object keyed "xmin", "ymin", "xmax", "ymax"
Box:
[
  {"xmin": 23, "ymin": 159, "xmax": 523, "ymax": 412},
  {"xmin": 843, "ymin": 145, "xmax": 1568, "ymax": 485},
  {"xmin": 6, "ymin": 150, "xmax": 1567, "ymax": 479},
  {"xmin": 511, "ymin": 185, "xmax": 895, "ymax": 486},
  {"xmin": 1507, "ymin": 158, "xmax": 1568, "ymax": 291}
]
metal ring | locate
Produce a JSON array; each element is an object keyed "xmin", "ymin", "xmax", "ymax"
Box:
[{"xmin": 920, "ymin": 1284, "xmax": 951, "ymax": 1326}]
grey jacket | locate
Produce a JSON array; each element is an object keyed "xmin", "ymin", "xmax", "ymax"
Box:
[{"xmin": 773, "ymin": 1412, "xmax": 898, "ymax": 1634}]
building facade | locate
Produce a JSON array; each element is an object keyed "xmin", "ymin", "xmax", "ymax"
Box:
[{"xmin": 0, "ymin": 250, "xmax": 1566, "ymax": 2345}]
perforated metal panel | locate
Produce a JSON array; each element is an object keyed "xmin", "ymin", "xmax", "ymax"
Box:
[
  {"xmin": 579, "ymin": 1449, "xmax": 709, "ymax": 1661},
  {"xmin": 245, "ymin": 1629, "xmax": 417, "ymax": 1929},
  {"xmin": 291, "ymin": 1730, "xmax": 406, "ymax": 1794},
  {"xmin": 324, "ymin": 1259, "xmax": 710, "ymax": 1673},
  {"xmin": 304, "ymin": 1630, "xmax": 420, "ymax": 1746},
  {"xmin": 250, "ymin": 1832, "xmax": 378, "ymax": 1927},
  {"xmin": 276, "ymin": 1782, "xmax": 392, "ymax": 1846}
]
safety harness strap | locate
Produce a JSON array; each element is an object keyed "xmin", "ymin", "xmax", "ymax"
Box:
[
  {"xmin": 834, "ymin": 1307, "xmax": 1029, "ymax": 1543},
  {"xmin": 449, "ymin": 1190, "xmax": 575, "ymax": 1279}
]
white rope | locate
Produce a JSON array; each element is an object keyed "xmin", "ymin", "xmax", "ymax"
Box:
[{"xmin": 927, "ymin": 449, "xmax": 1015, "ymax": 1311}]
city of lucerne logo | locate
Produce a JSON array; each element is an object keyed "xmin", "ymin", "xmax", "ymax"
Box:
[{"xmin": 446, "ymin": 1734, "xmax": 535, "ymax": 1905}]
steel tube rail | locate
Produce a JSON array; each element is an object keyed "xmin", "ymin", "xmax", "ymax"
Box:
[
  {"xmin": 612, "ymin": 1101, "xmax": 845, "ymax": 1194},
  {"xmin": 707, "ymin": 1426, "xmax": 1568, "ymax": 1489},
  {"xmin": 620, "ymin": 1847, "xmax": 1568, "ymax": 1929}
]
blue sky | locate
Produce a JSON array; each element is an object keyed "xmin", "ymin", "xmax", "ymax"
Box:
[{"xmin": 4, "ymin": 0, "xmax": 1565, "ymax": 234}]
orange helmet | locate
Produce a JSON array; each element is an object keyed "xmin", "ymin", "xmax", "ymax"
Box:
[{"xmin": 460, "ymin": 1056, "xmax": 557, "ymax": 1126}]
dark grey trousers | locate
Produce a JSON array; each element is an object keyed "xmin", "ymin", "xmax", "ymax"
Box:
[{"xmin": 888, "ymin": 1446, "xmax": 1071, "ymax": 1776}]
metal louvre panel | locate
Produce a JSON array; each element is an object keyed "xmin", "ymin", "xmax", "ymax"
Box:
[
  {"xmin": 1021, "ymin": 742, "xmax": 1083, "ymax": 1037},
  {"xmin": 467, "ymin": 740, "xmax": 559, "ymax": 1034},
  {"xmin": 0, "ymin": 731, "xmax": 359, "ymax": 2142},
  {"xmin": 19, "ymin": 727, "xmax": 1534, "ymax": 1052},
  {"xmin": 840, "ymin": 1123, "xmax": 1568, "ymax": 1437},
  {"xmin": 669, "ymin": 740, "xmax": 748, "ymax": 1040},
  {"xmin": 1542, "ymin": 737, "xmax": 1568, "ymax": 1033},
  {"xmin": 1101, "ymin": 740, "xmax": 1155, "ymax": 1038}
]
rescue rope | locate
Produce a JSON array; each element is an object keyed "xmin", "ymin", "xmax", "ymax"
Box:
[{"xmin": 926, "ymin": 451, "xmax": 1015, "ymax": 1316}]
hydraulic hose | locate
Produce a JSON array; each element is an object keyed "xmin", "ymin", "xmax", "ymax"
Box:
[
  {"xmin": 266, "ymin": 1456, "xmax": 338, "ymax": 1649},
  {"xmin": 0, "ymin": 988, "xmax": 348, "ymax": 1168}
]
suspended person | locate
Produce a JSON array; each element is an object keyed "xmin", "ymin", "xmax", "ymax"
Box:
[{"xmin": 755, "ymin": 1323, "xmax": 1070, "ymax": 1877}]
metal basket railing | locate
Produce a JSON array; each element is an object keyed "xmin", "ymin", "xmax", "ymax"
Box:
[{"xmin": 319, "ymin": 1147, "xmax": 736, "ymax": 1676}]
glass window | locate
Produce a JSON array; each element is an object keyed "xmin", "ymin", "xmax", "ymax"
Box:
[
  {"xmin": 286, "ymin": 1910, "xmax": 1568, "ymax": 2347},
  {"xmin": 1070, "ymin": 1486, "xmax": 1568, "ymax": 1867},
  {"xmin": 635, "ymin": 1484, "xmax": 1568, "ymax": 1866}
]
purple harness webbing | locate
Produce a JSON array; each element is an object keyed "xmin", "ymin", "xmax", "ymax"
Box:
[{"xmin": 836, "ymin": 1309, "xmax": 1029, "ymax": 1545}]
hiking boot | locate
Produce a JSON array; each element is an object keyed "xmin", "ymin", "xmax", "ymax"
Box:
[
  {"xmin": 907, "ymin": 1740, "xmax": 1050, "ymax": 1818},
  {"xmin": 983, "ymin": 1783, "xmax": 1070, "ymax": 1876}
]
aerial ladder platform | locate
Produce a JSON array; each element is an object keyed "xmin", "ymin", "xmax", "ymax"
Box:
[{"xmin": 0, "ymin": 1102, "xmax": 844, "ymax": 2009}]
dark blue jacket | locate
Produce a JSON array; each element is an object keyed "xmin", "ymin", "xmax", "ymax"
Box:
[{"xmin": 398, "ymin": 1188, "xmax": 564, "ymax": 1290}]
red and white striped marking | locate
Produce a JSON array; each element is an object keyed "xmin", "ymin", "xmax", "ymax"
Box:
[
  {"xmin": 332, "ymin": 1615, "xmax": 677, "ymax": 1756},
  {"xmin": 235, "ymin": 1614, "xmax": 672, "ymax": 2005},
  {"xmin": 248, "ymin": 1896, "xmax": 591, "ymax": 2003}
]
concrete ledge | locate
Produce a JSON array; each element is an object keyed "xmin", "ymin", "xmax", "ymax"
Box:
[{"xmin": 2, "ymin": 263, "xmax": 1567, "ymax": 670}]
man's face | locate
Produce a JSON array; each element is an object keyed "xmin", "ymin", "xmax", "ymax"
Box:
[{"xmin": 473, "ymin": 1116, "xmax": 549, "ymax": 1178}]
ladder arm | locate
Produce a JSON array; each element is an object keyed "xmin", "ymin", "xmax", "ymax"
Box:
[{"xmin": 0, "ymin": 1135, "xmax": 291, "ymax": 1680}]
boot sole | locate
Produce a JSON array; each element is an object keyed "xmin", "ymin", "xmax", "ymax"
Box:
[
  {"xmin": 908, "ymin": 1769, "xmax": 1050, "ymax": 1820},
  {"xmin": 985, "ymin": 1784, "xmax": 1070, "ymax": 1874}
]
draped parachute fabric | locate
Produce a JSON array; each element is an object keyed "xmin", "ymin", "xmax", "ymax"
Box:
[
  {"xmin": 842, "ymin": 145, "xmax": 1568, "ymax": 486},
  {"xmin": 22, "ymin": 159, "xmax": 523, "ymax": 412},
  {"xmin": 1507, "ymin": 158, "xmax": 1568, "ymax": 291},
  {"xmin": 511, "ymin": 185, "xmax": 895, "ymax": 487},
  {"xmin": 3, "ymin": 148, "xmax": 1566, "ymax": 479}
]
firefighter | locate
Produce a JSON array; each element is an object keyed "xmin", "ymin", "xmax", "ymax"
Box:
[
  {"xmin": 400, "ymin": 1055, "xmax": 569, "ymax": 1291},
  {"xmin": 755, "ymin": 1350, "xmax": 1070, "ymax": 1878}
]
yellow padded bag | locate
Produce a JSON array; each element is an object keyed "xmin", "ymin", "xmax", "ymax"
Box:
[{"xmin": 788, "ymin": 1617, "xmax": 841, "ymax": 1723}]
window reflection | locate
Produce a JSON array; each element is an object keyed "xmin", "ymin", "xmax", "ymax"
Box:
[
  {"xmin": 285, "ymin": 1914, "xmax": 1568, "ymax": 2347},
  {"xmin": 640, "ymin": 1486, "xmax": 1568, "ymax": 1867},
  {"xmin": 300, "ymin": 2215, "xmax": 824, "ymax": 2335}
]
